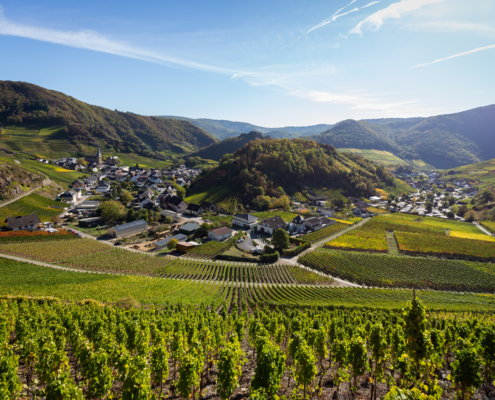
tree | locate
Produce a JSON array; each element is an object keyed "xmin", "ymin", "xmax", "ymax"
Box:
[
  {"xmin": 167, "ymin": 239, "xmax": 179, "ymax": 250},
  {"xmin": 77, "ymin": 158, "xmax": 88, "ymax": 167},
  {"xmin": 446, "ymin": 211, "xmax": 455, "ymax": 219},
  {"xmin": 457, "ymin": 205, "xmax": 469, "ymax": 217},
  {"xmin": 120, "ymin": 190, "xmax": 134, "ymax": 204},
  {"xmin": 464, "ymin": 210, "xmax": 478, "ymax": 222},
  {"xmin": 271, "ymin": 228, "xmax": 290, "ymax": 250},
  {"xmin": 478, "ymin": 189, "xmax": 494, "ymax": 204},
  {"xmin": 175, "ymin": 185, "xmax": 186, "ymax": 199},
  {"xmin": 425, "ymin": 201, "xmax": 433, "ymax": 213},
  {"xmin": 99, "ymin": 200, "xmax": 125, "ymax": 222}
]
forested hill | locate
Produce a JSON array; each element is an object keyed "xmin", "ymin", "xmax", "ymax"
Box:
[
  {"xmin": 310, "ymin": 105, "xmax": 495, "ymax": 169},
  {"xmin": 189, "ymin": 131, "xmax": 266, "ymax": 161},
  {"xmin": 190, "ymin": 138, "xmax": 398, "ymax": 203},
  {"xmin": 0, "ymin": 81, "xmax": 216, "ymax": 157},
  {"xmin": 308, "ymin": 119, "xmax": 401, "ymax": 152}
]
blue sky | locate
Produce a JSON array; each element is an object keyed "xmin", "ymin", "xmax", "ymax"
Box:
[{"xmin": 1, "ymin": 0, "xmax": 494, "ymax": 126}]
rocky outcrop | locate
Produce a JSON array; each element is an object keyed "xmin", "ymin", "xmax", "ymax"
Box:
[{"xmin": 0, "ymin": 163, "xmax": 43, "ymax": 201}]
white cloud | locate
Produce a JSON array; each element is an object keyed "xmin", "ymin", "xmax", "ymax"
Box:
[
  {"xmin": 412, "ymin": 44, "xmax": 495, "ymax": 68},
  {"xmin": 0, "ymin": 9, "xmax": 244, "ymax": 77},
  {"xmin": 351, "ymin": 0, "xmax": 446, "ymax": 35}
]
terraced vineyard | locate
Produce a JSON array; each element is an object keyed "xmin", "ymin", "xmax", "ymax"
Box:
[
  {"xmin": 299, "ymin": 248, "xmax": 495, "ymax": 292},
  {"xmin": 2, "ymin": 257, "xmax": 495, "ymax": 311},
  {"xmin": 299, "ymin": 222, "xmax": 347, "ymax": 243},
  {"xmin": 0, "ymin": 193, "xmax": 66, "ymax": 227}
]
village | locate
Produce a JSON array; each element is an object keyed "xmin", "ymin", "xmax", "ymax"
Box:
[{"xmin": 4, "ymin": 147, "xmax": 481, "ymax": 260}]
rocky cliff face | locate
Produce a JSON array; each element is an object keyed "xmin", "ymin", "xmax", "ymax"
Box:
[{"xmin": 0, "ymin": 163, "xmax": 43, "ymax": 201}]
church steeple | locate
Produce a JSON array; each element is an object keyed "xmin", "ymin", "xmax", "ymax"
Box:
[{"xmin": 96, "ymin": 146, "xmax": 102, "ymax": 164}]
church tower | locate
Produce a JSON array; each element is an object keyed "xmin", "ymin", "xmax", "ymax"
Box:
[{"xmin": 96, "ymin": 146, "xmax": 102, "ymax": 164}]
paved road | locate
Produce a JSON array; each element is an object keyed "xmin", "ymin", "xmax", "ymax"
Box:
[
  {"xmin": 473, "ymin": 222, "xmax": 494, "ymax": 237},
  {"xmin": 0, "ymin": 179, "xmax": 51, "ymax": 208}
]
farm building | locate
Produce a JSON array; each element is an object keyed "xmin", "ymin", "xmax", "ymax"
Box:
[
  {"xmin": 107, "ymin": 219, "xmax": 149, "ymax": 238},
  {"xmin": 6, "ymin": 214, "xmax": 42, "ymax": 231},
  {"xmin": 207, "ymin": 227, "xmax": 234, "ymax": 241},
  {"xmin": 154, "ymin": 234, "xmax": 187, "ymax": 250},
  {"xmin": 176, "ymin": 242, "xmax": 197, "ymax": 253},
  {"xmin": 179, "ymin": 223, "xmax": 200, "ymax": 235},
  {"xmin": 78, "ymin": 217, "xmax": 103, "ymax": 228}
]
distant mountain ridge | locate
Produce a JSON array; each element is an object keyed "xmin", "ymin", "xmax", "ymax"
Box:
[
  {"xmin": 309, "ymin": 105, "xmax": 495, "ymax": 169},
  {"xmin": 160, "ymin": 115, "xmax": 333, "ymax": 140}
]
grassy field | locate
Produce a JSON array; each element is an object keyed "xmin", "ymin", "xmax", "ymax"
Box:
[
  {"xmin": 337, "ymin": 148, "xmax": 408, "ymax": 166},
  {"xmin": 0, "ymin": 193, "xmax": 65, "ymax": 227},
  {"xmin": 441, "ymin": 158, "xmax": 495, "ymax": 190}
]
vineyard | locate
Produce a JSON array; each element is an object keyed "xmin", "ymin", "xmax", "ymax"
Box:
[
  {"xmin": 184, "ymin": 241, "xmax": 234, "ymax": 260},
  {"xmin": 0, "ymin": 238, "xmax": 333, "ymax": 285},
  {"xmin": 1, "ymin": 295, "xmax": 495, "ymax": 399},
  {"xmin": 299, "ymin": 249, "xmax": 495, "ymax": 292},
  {"xmin": 2, "ymin": 258, "xmax": 495, "ymax": 311},
  {"xmin": 0, "ymin": 193, "xmax": 64, "ymax": 227},
  {"xmin": 0, "ymin": 229, "xmax": 78, "ymax": 243},
  {"xmin": 325, "ymin": 215, "xmax": 495, "ymax": 256},
  {"xmin": 395, "ymin": 231, "xmax": 495, "ymax": 261},
  {"xmin": 481, "ymin": 220, "xmax": 495, "ymax": 234},
  {"xmin": 299, "ymin": 222, "xmax": 347, "ymax": 243},
  {"xmin": 153, "ymin": 259, "xmax": 334, "ymax": 286}
]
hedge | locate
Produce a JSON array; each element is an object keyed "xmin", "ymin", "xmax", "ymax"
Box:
[
  {"xmin": 216, "ymin": 254, "xmax": 260, "ymax": 263},
  {"xmin": 282, "ymin": 241, "xmax": 311, "ymax": 257},
  {"xmin": 260, "ymin": 251, "xmax": 279, "ymax": 264}
]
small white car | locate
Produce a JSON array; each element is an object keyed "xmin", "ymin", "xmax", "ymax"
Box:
[{"xmin": 237, "ymin": 238, "xmax": 244, "ymax": 243}]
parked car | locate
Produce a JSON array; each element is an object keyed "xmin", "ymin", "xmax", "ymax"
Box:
[
  {"xmin": 238, "ymin": 238, "xmax": 244, "ymax": 243},
  {"xmin": 204, "ymin": 219, "xmax": 210, "ymax": 222},
  {"xmin": 114, "ymin": 241, "xmax": 122, "ymax": 246}
]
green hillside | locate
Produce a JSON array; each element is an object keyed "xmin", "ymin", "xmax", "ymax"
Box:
[
  {"xmin": 190, "ymin": 138, "xmax": 408, "ymax": 206},
  {"xmin": 441, "ymin": 158, "xmax": 495, "ymax": 190},
  {"xmin": 310, "ymin": 105, "xmax": 495, "ymax": 169},
  {"xmin": 337, "ymin": 148, "xmax": 408, "ymax": 166},
  {"xmin": 0, "ymin": 80, "xmax": 216, "ymax": 160},
  {"xmin": 189, "ymin": 131, "xmax": 266, "ymax": 161}
]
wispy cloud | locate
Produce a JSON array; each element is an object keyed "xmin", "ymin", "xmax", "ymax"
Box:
[
  {"xmin": 412, "ymin": 44, "xmax": 495, "ymax": 68},
  {"xmin": 306, "ymin": 0, "xmax": 358, "ymax": 34},
  {"xmin": 351, "ymin": 0, "xmax": 446, "ymax": 35},
  {"xmin": 0, "ymin": 9, "xmax": 244, "ymax": 77},
  {"xmin": 362, "ymin": 2, "xmax": 381, "ymax": 9}
]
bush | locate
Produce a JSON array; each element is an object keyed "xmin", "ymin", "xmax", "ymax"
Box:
[
  {"xmin": 260, "ymin": 251, "xmax": 279, "ymax": 263},
  {"xmin": 264, "ymin": 245, "xmax": 276, "ymax": 254},
  {"xmin": 282, "ymin": 241, "xmax": 311, "ymax": 257}
]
